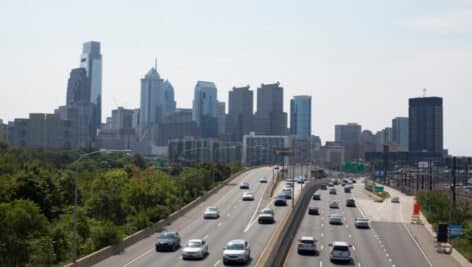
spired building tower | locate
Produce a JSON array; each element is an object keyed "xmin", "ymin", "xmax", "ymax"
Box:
[
  {"xmin": 192, "ymin": 81, "xmax": 218, "ymax": 137},
  {"xmin": 290, "ymin": 95, "xmax": 311, "ymax": 137},
  {"xmin": 409, "ymin": 97, "xmax": 443, "ymax": 153},
  {"xmin": 66, "ymin": 68, "xmax": 90, "ymax": 105},
  {"xmin": 80, "ymin": 41, "xmax": 102, "ymax": 127},
  {"xmin": 254, "ymin": 82, "xmax": 287, "ymax": 136}
]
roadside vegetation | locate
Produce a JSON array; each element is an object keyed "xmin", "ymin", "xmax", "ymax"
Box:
[
  {"xmin": 0, "ymin": 142, "xmax": 242, "ymax": 266},
  {"xmin": 364, "ymin": 180, "xmax": 390, "ymax": 202},
  {"xmin": 416, "ymin": 190, "xmax": 472, "ymax": 262}
]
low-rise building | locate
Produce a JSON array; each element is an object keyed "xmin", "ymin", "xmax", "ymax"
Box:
[
  {"xmin": 242, "ymin": 132, "xmax": 290, "ymax": 166},
  {"xmin": 169, "ymin": 137, "xmax": 241, "ymax": 165}
]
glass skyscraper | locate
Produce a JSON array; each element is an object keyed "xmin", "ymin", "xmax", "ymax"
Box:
[
  {"xmin": 80, "ymin": 41, "xmax": 102, "ymax": 127},
  {"xmin": 192, "ymin": 81, "xmax": 218, "ymax": 137},
  {"xmin": 290, "ymin": 95, "xmax": 311, "ymax": 137}
]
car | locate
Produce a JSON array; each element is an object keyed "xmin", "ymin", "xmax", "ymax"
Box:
[
  {"xmin": 297, "ymin": 236, "xmax": 317, "ymax": 254},
  {"xmin": 258, "ymin": 208, "xmax": 275, "ymax": 223},
  {"xmin": 239, "ymin": 181, "xmax": 250, "ymax": 189},
  {"xmin": 296, "ymin": 176, "xmax": 305, "ymax": 184},
  {"xmin": 346, "ymin": 198, "xmax": 356, "ymax": 207},
  {"xmin": 155, "ymin": 231, "xmax": 181, "ymax": 251},
  {"xmin": 329, "ymin": 200, "xmax": 339, "ymax": 209},
  {"xmin": 308, "ymin": 206, "xmax": 320, "ymax": 215},
  {"xmin": 354, "ymin": 217, "xmax": 369, "ymax": 228},
  {"xmin": 285, "ymin": 182, "xmax": 294, "ymax": 188},
  {"xmin": 274, "ymin": 165, "xmax": 279, "ymax": 170},
  {"xmin": 320, "ymin": 184, "xmax": 327, "ymax": 190},
  {"xmin": 222, "ymin": 240, "xmax": 251, "ymax": 265},
  {"xmin": 281, "ymin": 188, "xmax": 292, "ymax": 199},
  {"xmin": 283, "ymin": 184, "xmax": 292, "ymax": 190},
  {"xmin": 328, "ymin": 182, "xmax": 334, "ymax": 187},
  {"xmin": 203, "ymin": 206, "xmax": 220, "ymax": 219},
  {"xmin": 333, "ymin": 180, "xmax": 339, "ymax": 185},
  {"xmin": 242, "ymin": 191, "xmax": 254, "ymax": 201},
  {"xmin": 329, "ymin": 241, "xmax": 353, "ymax": 263},
  {"xmin": 344, "ymin": 187, "xmax": 351, "ymax": 193},
  {"xmin": 312, "ymin": 191, "xmax": 321, "ymax": 200},
  {"xmin": 274, "ymin": 195, "xmax": 287, "ymax": 206},
  {"xmin": 329, "ymin": 188, "xmax": 337, "ymax": 195},
  {"xmin": 352, "ymin": 179, "xmax": 357, "ymax": 184},
  {"xmin": 391, "ymin": 196, "xmax": 400, "ymax": 203},
  {"xmin": 181, "ymin": 239, "xmax": 208, "ymax": 260},
  {"xmin": 329, "ymin": 213, "xmax": 343, "ymax": 225},
  {"xmin": 259, "ymin": 176, "xmax": 268, "ymax": 183}
]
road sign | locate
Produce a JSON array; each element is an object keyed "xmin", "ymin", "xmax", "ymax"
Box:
[
  {"xmin": 374, "ymin": 185, "xmax": 384, "ymax": 193},
  {"xmin": 449, "ymin": 225, "xmax": 464, "ymax": 238}
]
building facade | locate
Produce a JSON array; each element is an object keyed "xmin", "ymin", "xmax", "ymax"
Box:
[
  {"xmin": 226, "ymin": 86, "xmax": 254, "ymax": 141},
  {"xmin": 0, "ymin": 119, "xmax": 5, "ymax": 142},
  {"xmin": 192, "ymin": 81, "xmax": 218, "ymax": 137},
  {"xmin": 290, "ymin": 95, "xmax": 311, "ymax": 137},
  {"xmin": 80, "ymin": 41, "xmax": 102, "ymax": 126},
  {"xmin": 169, "ymin": 137, "xmax": 241, "ymax": 165},
  {"xmin": 409, "ymin": 97, "xmax": 443, "ymax": 153},
  {"xmin": 242, "ymin": 132, "xmax": 290, "ymax": 166},
  {"xmin": 66, "ymin": 68, "xmax": 90, "ymax": 105},
  {"xmin": 254, "ymin": 82, "xmax": 287, "ymax": 136},
  {"xmin": 335, "ymin": 123, "xmax": 361, "ymax": 161},
  {"xmin": 320, "ymin": 141, "xmax": 345, "ymax": 169},
  {"xmin": 217, "ymin": 101, "xmax": 226, "ymax": 138},
  {"xmin": 392, "ymin": 117, "xmax": 409, "ymax": 149}
]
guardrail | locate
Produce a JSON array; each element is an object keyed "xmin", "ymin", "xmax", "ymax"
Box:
[
  {"xmin": 258, "ymin": 178, "xmax": 328, "ymax": 267},
  {"xmin": 67, "ymin": 166, "xmax": 258, "ymax": 267}
]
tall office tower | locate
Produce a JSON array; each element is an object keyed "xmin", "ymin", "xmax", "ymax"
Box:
[
  {"xmin": 80, "ymin": 41, "xmax": 102, "ymax": 126},
  {"xmin": 192, "ymin": 81, "xmax": 218, "ymax": 137},
  {"xmin": 66, "ymin": 68, "xmax": 90, "ymax": 105},
  {"xmin": 226, "ymin": 86, "xmax": 254, "ymax": 141},
  {"xmin": 290, "ymin": 95, "xmax": 312, "ymax": 137},
  {"xmin": 254, "ymin": 82, "xmax": 287, "ymax": 136},
  {"xmin": 217, "ymin": 101, "xmax": 226, "ymax": 138},
  {"xmin": 139, "ymin": 66, "xmax": 176, "ymax": 128},
  {"xmin": 392, "ymin": 117, "xmax": 409, "ymax": 149},
  {"xmin": 335, "ymin": 123, "xmax": 362, "ymax": 161},
  {"xmin": 409, "ymin": 97, "xmax": 443, "ymax": 153}
]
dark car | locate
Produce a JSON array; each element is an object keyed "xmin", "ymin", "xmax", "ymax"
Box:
[
  {"xmin": 344, "ymin": 187, "xmax": 351, "ymax": 193},
  {"xmin": 346, "ymin": 198, "xmax": 356, "ymax": 207},
  {"xmin": 312, "ymin": 191, "xmax": 321, "ymax": 200},
  {"xmin": 156, "ymin": 231, "xmax": 181, "ymax": 251},
  {"xmin": 274, "ymin": 195, "xmax": 287, "ymax": 206},
  {"xmin": 308, "ymin": 206, "xmax": 320, "ymax": 215},
  {"xmin": 320, "ymin": 184, "xmax": 327, "ymax": 190},
  {"xmin": 333, "ymin": 180, "xmax": 339, "ymax": 185}
]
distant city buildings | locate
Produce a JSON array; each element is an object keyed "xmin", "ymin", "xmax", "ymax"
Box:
[
  {"xmin": 320, "ymin": 141, "xmax": 345, "ymax": 169},
  {"xmin": 217, "ymin": 101, "xmax": 226, "ymax": 139},
  {"xmin": 290, "ymin": 95, "xmax": 311, "ymax": 137},
  {"xmin": 80, "ymin": 41, "xmax": 102, "ymax": 127},
  {"xmin": 392, "ymin": 117, "xmax": 409, "ymax": 149},
  {"xmin": 254, "ymin": 82, "xmax": 287, "ymax": 136},
  {"xmin": 335, "ymin": 123, "xmax": 361, "ymax": 161},
  {"xmin": 192, "ymin": 81, "xmax": 218, "ymax": 138},
  {"xmin": 169, "ymin": 137, "xmax": 241, "ymax": 165},
  {"xmin": 409, "ymin": 97, "xmax": 443, "ymax": 153},
  {"xmin": 0, "ymin": 119, "xmax": 5, "ymax": 142},
  {"xmin": 226, "ymin": 86, "xmax": 254, "ymax": 142}
]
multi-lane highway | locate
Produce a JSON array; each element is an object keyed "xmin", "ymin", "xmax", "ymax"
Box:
[
  {"xmin": 94, "ymin": 166, "xmax": 300, "ymax": 267},
  {"xmin": 285, "ymin": 179, "xmax": 432, "ymax": 267}
]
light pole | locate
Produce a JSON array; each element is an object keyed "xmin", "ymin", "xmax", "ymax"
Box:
[{"xmin": 71, "ymin": 149, "xmax": 132, "ymax": 264}]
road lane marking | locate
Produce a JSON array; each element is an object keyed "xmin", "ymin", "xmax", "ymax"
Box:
[
  {"xmin": 202, "ymin": 234, "xmax": 208, "ymax": 240},
  {"xmin": 214, "ymin": 259, "xmax": 221, "ymax": 266},
  {"xmin": 321, "ymin": 232, "xmax": 324, "ymax": 237},
  {"xmin": 352, "ymin": 245, "xmax": 356, "ymax": 251},
  {"xmin": 401, "ymin": 222, "xmax": 433, "ymax": 267},
  {"xmin": 321, "ymin": 244, "xmax": 324, "ymax": 251},
  {"xmin": 244, "ymin": 195, "xmax": 264, "ymax": 232},
  {"xmin": 217, "ymin": 222, "xmax": 222, "ymax": 227},
  {"xmin": 349, "ymin": 234, "xmax": 352, "ymax": 239},
  {"xmin": 320, "ymin": 260, "xmax": 323, "ymax": 267},
  {"xmin": 122, "ymin": 247, "xmax": 154, "ymax": 267}
]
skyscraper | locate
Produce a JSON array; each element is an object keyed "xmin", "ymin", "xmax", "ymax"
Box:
[
  {"xmin": 217, "ymin": 101, "xmax": 226, "ymax": 138},
  {"xmin": 254, "ymin": 82, "xmax": 287, "ymax": 136},
  {"xmin": 192, "ymin": 81, "xmax": 218, "ymax": 137},
  {"xmin": 335, "ymin": 123, "xmax": 361, "ymax": 161},
  {"xmin": 139, "ymin": 66, "xmax": 176, "ymax": 128},
  {"xmin": 66, "ymin": 68, "xmax": 90, "ymax": 105},
  {"xmin": 80, "ymin": 41, "xmax": 102, "ymax": 126},
  {"xmin": 290, "ymin": 95, "xmax": 311, "ymax": 137},
  {"xmin": 226, "ymin": 86, "xmax": 254, "ymax": 141},
  {"xmin": 392, "ymin": 117, "xmax": 409, "ymax": 149},
  {"xmin": 409, "ymin": 97, "xmax": 443, "ymax": 153}
]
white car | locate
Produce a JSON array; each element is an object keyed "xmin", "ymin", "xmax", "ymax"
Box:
[
  {"xmin": 329, "ymin": 200, "xmax": 339, "ymax": 209},
  {"xmin": 258, "ymin": 208, "xmax": 275, "ymax": 224},
  {"xmin": 239, "ymin": 181, "xmax": 250, "ymax": 189},
  {"xmin": 354, "ymin": 216, "xmax": 369, "ymax": 228},
  {"xmin": 182, "ymin": 239, "xmax": 208, "ymax": 260},
  {"xmin": 223, "ymin": 240, "xmax": 251, "ymax": 264},
  {"xmin": 259, "ymin": 176, "xmax": 268, "ymax": 183},
  {"xmin": 203, "ymin": 206, "xmax": 220, "ymax": 219},
  {"xmin": 329, "ymin": 241, "xmax": 353, "ymax": 263},
  {"xmin": 297, "ymin": 236, "xmax": 317, "ymax": 254},
  {"xmin": 391, "ymin": 196, "xmax": 400, "ymax": 203},
  {"xmin": 329, "ymin": 213, "xmax": 343, "ymax": 225},
  {"xmin": 242, "ymin": 191, "xmax": 255, "ymax": 201}
]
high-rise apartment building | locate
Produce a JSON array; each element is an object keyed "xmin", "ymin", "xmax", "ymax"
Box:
[
  {"xmin": 217, "ymin": 101, "xmax": 226, "ymax": 138},
  {"xmin": 392, "ymin": 117, "xmax": 409, "ymax": 149},
  {"xmin": 66, "ymin": 68, "xmax": 90, "ymax": 105},
  {"xmin": 139, "ymin": 67, "xmax": 176, "ymax": 128},
  {"xmin": 226, "ymin": 86, "xmax": 254, "ymax": 141},
  {"xmin": 192, "ymin": 81, "xmax": 218, "ymax": 137},
  {"xmin": 254, "ymin": 82, "xmax": 287, "ymax": 136},
  {"xmin": 335, "ymin": 123, "xmax": 361, "ymax": 161},
  {"xmin": 80, "ymin": 41, "xmax": 102, "ymax": 126},
  {"xmin": 409, "ymin": 97, "xmax": 443, "ymax": 153},
  {"xmin": 290, "ymin": 95, "xmax": 311, "ymax": 137}
]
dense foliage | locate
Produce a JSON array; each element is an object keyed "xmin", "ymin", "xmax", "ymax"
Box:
[{"xmin": 0, "ymin": 142, "xmax": 241, "ymax": 266}]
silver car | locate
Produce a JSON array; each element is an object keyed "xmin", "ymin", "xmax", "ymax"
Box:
[
  {"xmin": 329, "ymin": 241, "xmax": 353, "ymax": 263},
  {"xmin": 203, "ymin": 206, "xmax": 220, "ymax": 219},
  {"xmin": 297, "ymin": 236, "xmax": 317, "ymax": 254},
  {"xmin": 223, "ymin": 240, "xmax": 251, "ymax": 264},
  {"xmin": 329, "ymin": 213, "xmax": 343, "ymax": 225},
  {"xmin": 182, "ymin": 239, "xmax": 208, "ymax": 260},
  {"xmin": 242, "ymin": 191, "xmax": 254, "ymax": 201},
  {"xmin": 329, "ymin": 200, "xmax": 339, "ymax": 209},
  {"xmin": 355, "ymin": 216, "xmax": 369, "ymax": 228}
]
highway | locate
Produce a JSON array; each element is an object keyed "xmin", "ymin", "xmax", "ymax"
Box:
[
  {"xmin": 94, "ymin": 166, "xmax": 301, "ymax": 267},
  {"xmin": 285, "ymin": 179, "xmax": 432, "ymax": 267}
]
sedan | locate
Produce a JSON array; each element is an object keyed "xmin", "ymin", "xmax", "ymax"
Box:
[
  {"xmin": 239, "ymin": 181, "xmax": 250, "ymax": 189},
  {"xmin": 346, "ymin": 198, "xmax": 356, "ymax": 207},
  {"xmin": 223, "ymin": 240, "xmax": 251, "ymax": 265},
  {"xmin": 312, "ymin": 191, "xmax": 321, "ymax": 200},
  {"xmin": 182, "ymin": 239, "xmax": 208, "ymax": 260},
  {"xmin": 242, "ymin": 191, "xmax": 254, "ymax": 201},
  {"xmin": 354, "ymin": 217, "xmax": 370, "ymax": 228},
  {"xmin": 155, "ymin": 231, "xmax": 180, "ymax": 251},
  {"xmin": 329, "ymin": 241, "xmax": 353, "ymax": 263},
  {"xmin": 203, "ymin": 206, "xmax": 220, "ymax": 219},
  {"xmin": 258, "ymin": 208, "xmax": 275, "ymax": 224},
  {"xmin": 297, "ymin": 236, "xmax": 317, "ymax": 254},
  {"xmin": 329, "ymin": 213, "xmax": 343, "ymax": 225},
  {"xmin": 308, "ymin": 206, "xmax": 320, "ymax": 215},
  {"xmin": 329, "ymin": 200, "xmax": 339, "ymax": 209},
  {"xmin": 259, "ymin": 176, "xmax": 268, "ymax": 183},
  {"xmin": 274, "ymin": 195, "xmax": 287, "ymax": 206},
  {"xmin": 391, "ymin": 196, "xmax": 400, "ymax": 203},
  {"xmin": 329, "ymin": 188, "xmax": 337, "ymax": 195}
]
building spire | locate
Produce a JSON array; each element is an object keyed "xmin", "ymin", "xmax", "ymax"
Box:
[
  {"xmin": 423, "ymin": 88, "xmax": 427, "ymax": 97},
  {"xmin": 154, "ymin": 58, "xmax": 157, "ymax": 71}
]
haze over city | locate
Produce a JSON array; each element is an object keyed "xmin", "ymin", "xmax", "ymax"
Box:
[{"xmin": 1, "ymin": 0, "xmax": 472, "ymax": 155}]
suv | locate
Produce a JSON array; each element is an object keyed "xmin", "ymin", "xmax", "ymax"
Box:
[
  {"xmin": 308, "ymin": 206, "xmax": 320, "ymax": 215},
  {"xmin": 155, "ymin": 231, "xmax": 181, "ymax": 251},
  {"xmin": 320, "ymin": 184, "xmax": 327, "ymax": 190},
  {"xmin": 223, "ymin": 240, "xmax": 251, "ymax": 265},
  {"xmin": 329, "ymin": 241, "xmax": 353, "ymax": 263},
  {"xmin": 239, "ymin": 181, "xmax": 250, "ymax": 189},
  {"xmin": 329, "ymin": 188, "xmax": 337, "ymax": 195},
  {"xmin": 297, "ymin": 236, "xmax": 317, "ymax": 254}
]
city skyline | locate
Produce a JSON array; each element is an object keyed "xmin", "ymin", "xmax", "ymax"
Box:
[{"xmin": 1, "ymin": 1, "xmax": 472, "ymax": 155}]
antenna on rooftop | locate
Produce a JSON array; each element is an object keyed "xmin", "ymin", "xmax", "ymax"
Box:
[
  {"xmin": 423, "ymin": 88, "xmax": 427, "ymax": 97},
  {"xmin": 154, "ymin": 58, "xmax": 157, "ymax": 70}
]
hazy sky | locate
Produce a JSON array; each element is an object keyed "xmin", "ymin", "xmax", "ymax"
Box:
[{"xmin": 1, "ymin": 1, "xmax": 472, "ymax": 155}]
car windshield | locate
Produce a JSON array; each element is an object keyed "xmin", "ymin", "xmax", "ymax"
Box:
[
  {"xmin": 300, "ymin": 239, "xmax": 314, "ymax": 244},
  {"xmin": 261, "ymin": 209, "xmax": 273, "ymax": 214},
  {"xmin": 227, "ymin": 243, "xmax": 245, "ymax": 250},
  {"xmin": 334, "ymin": 246, "xmax": 349, "ymax": 251},
  {"xmin": 159, "ymin": 233, "xmax": 175, "ymax": 239},
  {"xmin": 208, "ymin": 207, "xmax": 218, "ymax": 212},
  {"xmin": 187, "ymin": 241, "xmax": 202, "ymax": 247}
]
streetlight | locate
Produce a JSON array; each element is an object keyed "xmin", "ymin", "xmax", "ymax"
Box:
[{"xmin": 71, "ymin": 149, "xmax": 132, "ymax": 264}]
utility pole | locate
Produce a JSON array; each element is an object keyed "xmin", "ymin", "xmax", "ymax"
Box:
[
  {"xmin": 429, "ymin": 160, "xmax": 433, "ymax": 191},
  {"xmin": 452, "ymin": 157, "xmax": 457, "ymax": 209}
]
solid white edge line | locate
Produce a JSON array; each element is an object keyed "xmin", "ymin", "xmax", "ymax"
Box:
[
  {"xmin": 244, "ymin": 190, "xmax": 265, "ymax": 232},
  {"xmin": 401, "ymin": 222, "xmax": 433, "ymax": 267}
]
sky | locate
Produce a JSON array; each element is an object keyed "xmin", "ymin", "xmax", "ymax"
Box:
[{"xmin": 1, "ymin": 0, "xmax": 472, "ymax": 155}]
